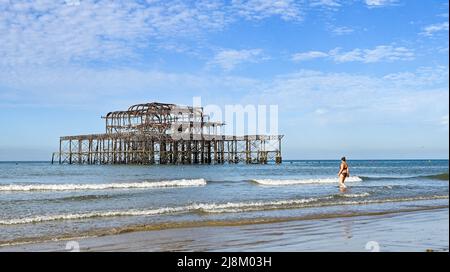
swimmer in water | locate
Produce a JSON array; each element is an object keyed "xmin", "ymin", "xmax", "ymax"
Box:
[{"xmin": 338, "ymin": 157, "xmax": 349, "ymax": 192}]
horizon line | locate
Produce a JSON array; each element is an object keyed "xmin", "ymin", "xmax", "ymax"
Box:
[{"xmin": 0, "ymin": 158, "xmax": 448, "ymax": 163}]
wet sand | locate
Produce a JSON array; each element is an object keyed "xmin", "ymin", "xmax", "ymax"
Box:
[{"xmin": 1, "ymin": 208, "xmax": 448, "ymax": 252}]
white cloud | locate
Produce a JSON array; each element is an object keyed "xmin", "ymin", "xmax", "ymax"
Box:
[
  {"xmin": 1, "ymin": 64, "xmax": 448, "ymax": 150},
  {"xmin": 0, "ymin": 1, "xmax": 233, "ymax": 67},
  {"xmin": 231, "ymin": 0, "xmax": 303, "ymax": 21},
  {"xmin": 0, "ymin": 0, "xmax": 307, "ymax": 69},
  {"xmin": 292, "ymin": 45, "xmax": 414, "ymax": 63},
  {"xmin": 247, "ymin": 66, "xmax": 449, "ymax": 130},
  {"xmin": 421, "ymin": 22, "xmax": 449, "ymax": 36},
  {"xmin": 330, "ymin": 45, "xmax": 414, "ymax": 63},
  {"xmin": 309, "ymin": 0, "xmax": 341, "ymax": 7},
  {"xmin": 382, "ymin": 66, "xmax": 449, "ymax": 87},
  {"xmin": 0, "ymin": 66, "xmax": 261, "ymax": 109},
  {"xmin": 209, "ymin": 49, "xmax": 266, "ymax": 71},
  {"xmin": 365, "ymin": 0, "xmax": 398, "ymax": 7},
  {"xmin": 330, "ymin": 26, "xmax": 354, "ymax": 35},
  {"xmin": 2, "ymin": 64, "xmax": 447, "ymax": 120},
  {"xmin": 292, "ymin": 51, "xmax": 328, "ymax": 61}
]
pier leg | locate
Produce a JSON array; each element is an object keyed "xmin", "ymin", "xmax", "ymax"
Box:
[{"xmin": 59, "ymin": 139, "xmax": 62, "ymax": 164}]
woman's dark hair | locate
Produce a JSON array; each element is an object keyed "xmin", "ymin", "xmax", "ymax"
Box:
[{"xmin": 341, "ymin": 157, "xmax": 346, "ymax": 161}]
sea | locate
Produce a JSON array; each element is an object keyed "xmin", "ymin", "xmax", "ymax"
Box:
[{"xmin": 0, "ymin": 160, "xmax": 448, "ymax": 247}]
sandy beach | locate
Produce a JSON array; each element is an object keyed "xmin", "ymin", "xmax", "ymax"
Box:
[{"xmin": 2, "ymin": 207, "xmax": 448, "ymax": 252}]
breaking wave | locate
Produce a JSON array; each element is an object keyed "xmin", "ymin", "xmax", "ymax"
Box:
[
  {"xmin": 0, "ymin": 179, "xmax": 207, "ymax": 192},
  {"xmin": 252, "ymin": 176, "xmax": 363, "ymax": 185},
  {"xmin": 334, "ymin": 192, "xmax": 371, "ymax": 198},
  {"xmin": 1, "ymin": 195, "xmax": 447, "ymax": 225}
]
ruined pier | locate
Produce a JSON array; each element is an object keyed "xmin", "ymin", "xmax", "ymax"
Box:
[{"xmin": 52, "ymin": 102, "xmax": 283, "ymax": 165}]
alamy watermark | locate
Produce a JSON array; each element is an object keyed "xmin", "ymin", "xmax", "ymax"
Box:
[
  {"xmin": 170, "ymin": 97, "xmax": 279, "ymax": 140},
  {"xmin": 65, "ymin": 241, "xmax": 80, "ymax": 252},
  {"xmin": 365, "ymin": 241, "xmax": 381, "ymax": 252}
]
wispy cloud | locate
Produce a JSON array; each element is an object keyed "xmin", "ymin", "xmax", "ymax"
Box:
[
  {"xmin": 292, "ymin": 45, "xmax": 414, "ymax": 63},
  {"xmin": 309, "ymin": 0, "xmax": 341, "ymax": 7},
  {"xmin": 0, "ymin": 0, "xmax": 306, "ymax": 69},
  {"xmin": 1, "ymin": 64, "xmax": 447, "ymax": 158},
  {"xmin": 292, "ymin": 51, "xmax": 328, "ymax": 61},
  {"xmin": 231, "ymin": 0, "xmax": 303, "ymax": 21},
  {"xmin": 249, "ymin": 66, "xmax": 449, "ymax": 130},
  {"xmin": 420, "ymin": 22, "xmax": 449, "ymax": 36},
  {"xmin": 330, "ymin": 26, "xmax": 354, "ymax": 35},
  {"xmin": 2, "ymin": 64, "xmax": 447, "ymax": 121},
  {"xmin": 0, "ymin": 67, "xmax": 261, "ymax": 109},
  {"xmin": 209, "ymin": 49, "xmax": 266, "ymax": 71},
  {"xmin": 0, "ymin": 1, "xmax": 233, "ymax": 67},
  {"xmin": 382, "ymin": 66, "xmax": 449, "ymax": 86},
  {"xmin": 365, "ymin": 0, "xmax": 398, "ymax": 8},
  {"xmin": 331, "ymin": 45, "xmax": 415, "ymax": 63}
]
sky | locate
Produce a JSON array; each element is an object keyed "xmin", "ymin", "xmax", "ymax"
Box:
[{"xmin": 0, "ymin": 0, "xmax": 448, "ymax": 160}]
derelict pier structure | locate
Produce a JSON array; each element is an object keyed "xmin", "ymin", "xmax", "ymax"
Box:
[{"xmin": 52, "ymin": 102, "xmax": 283, "ymax": 165}]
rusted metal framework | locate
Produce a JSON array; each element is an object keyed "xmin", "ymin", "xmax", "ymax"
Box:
[{"xmin": 52, "ymin": 102, "xmax": 283, "ymax": 165}]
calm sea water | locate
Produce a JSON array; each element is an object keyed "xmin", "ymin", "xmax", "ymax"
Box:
[{"xmin": 0, "ymin": 160, "xmax": 448, "ymax": 246}]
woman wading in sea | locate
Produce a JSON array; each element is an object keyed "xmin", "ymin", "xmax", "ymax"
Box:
[{"xmin": 338, "ymin": 157, "xmax": 349, "ymax": 191}]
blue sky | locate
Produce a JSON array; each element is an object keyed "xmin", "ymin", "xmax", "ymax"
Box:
[{"xmin": 0, "ymin": 0, "xmax": 448, "ymax": 160}]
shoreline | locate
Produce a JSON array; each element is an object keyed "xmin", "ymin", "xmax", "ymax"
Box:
[{"xmin": 1, "ymin": 206, "xmax": 448, "ymax": 252}]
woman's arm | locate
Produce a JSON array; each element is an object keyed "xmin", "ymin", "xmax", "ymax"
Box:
[{"xmin": 338, "ymin": 163, "xmax": 343, "ymax": 176}]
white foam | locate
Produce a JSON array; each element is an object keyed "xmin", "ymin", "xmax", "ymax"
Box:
[
  {"xmin": 339, "ymin": 192, "xmax": 370, "ymax": 198},
  {"xmin": 336, "ymin": 195, "xmax": 448, "ymax": 206},
  {"xmin": 191, "ymin": 197, "xmax": 324, "ymax": 213},
  {"xmin": 1, "ymin": 195, "xmax": 446, "ymax": 225},
  {"xmin": 0, "ymin": 179, "xmax": 207, "ymax": 192},
  {"xmin": 0, "ymin": 197, "xmax": 324, "ymax": 225},
  {"xmin": 253, "ymin": 176, "xmax": 363, "ymax": 185},
  {"xmin": 0, "ymin": 207, "xmax": 190, "ymax": 225}
]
